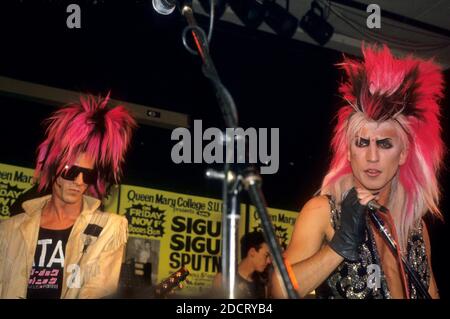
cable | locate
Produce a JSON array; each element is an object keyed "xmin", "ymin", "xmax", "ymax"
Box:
[
  {"xmin": 329, "ymin": 4, "xmax": 445, "ymax": 48},
  {"xmin": 382, "ymin": 212, "xmax": 411, "ymax": 299},
  {"xmin": 325, "ymin": 2, "xmax": 449, "ymax": 51},
  {"xmin": 207, "ymin": 0, "xmax": 215, "ymax": 43},
  {"xmin": 182, "ymin": 25, "xmax": 207, "ymax": 56},
  {"xmin": 181, "ymin": 15, "xmax": 239, "ymax": 125},
  {"xmin": 338, "ymin": 10, "xmax": 450, "ymax": 49},
  {"xmin": 339, "ymin": 7, "xmax": 449, "ymax": 50},
  {"xmin": 315, "ymin": 0, "xmax": 449, "ymax": 51},
  {"xmin": 321, "ymin": 0, "xmax": 450, "ymax": 41}
]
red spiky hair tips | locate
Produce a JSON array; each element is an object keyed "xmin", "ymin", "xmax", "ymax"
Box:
[
  {"xmin": 325, "ymin": 44, "xmax": 445, "ymax": 223},
  {"xmin": 337, "ymin": 44, "xmax": 445, "ymax": 174},
  {"xmin": 34, "ymin": 93, "xmax": 137, "ymax": 198},
  {"xmin": 338, "ymin": 44, "xmax": 444, "ymax": 123}
]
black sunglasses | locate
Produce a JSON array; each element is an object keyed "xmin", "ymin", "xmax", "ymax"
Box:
[{"xmin": 60, "ymin": 165, "xmax": 97, "ymax": 185}]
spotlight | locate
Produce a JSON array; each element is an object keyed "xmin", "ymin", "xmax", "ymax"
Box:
[
  {"xmin": 227, "ymin": 0, "xmax": 266, "ymax": 29},
  {"xmin": 199, "ymin": 1, "xmax": 301, "ymax": 39},
  {"xmin": 198, "ymin": 0, "xmax": 228, "ymax": 19},
  {"xmin": 300, "ymin": 1, "xmax": 334, "ymax": 46},
  {"xmin": 264, "ymin": 0, "xmax": 299, "ymax": 38}
]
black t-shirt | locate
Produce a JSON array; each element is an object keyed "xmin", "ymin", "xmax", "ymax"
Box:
[
  {"xmin": 235, "ymin": 273, "xmax": 267, "ymax": 299},
  {"xmin": 27, "ymin": 226, "xmax": 73, "ymax": 299}
]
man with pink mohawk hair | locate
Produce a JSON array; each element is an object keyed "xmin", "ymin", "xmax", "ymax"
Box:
[
  {"xmin": 0, "ymin": 94, "xmax": 137, "ymax": 299},
  {"xmin": 272, "ymin": 45, "xmax": 444, "ymax": 299}
]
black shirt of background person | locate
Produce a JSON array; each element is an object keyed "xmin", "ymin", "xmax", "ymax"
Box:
[{"xmin": 235, "ymin": 272, "xmax": 267, "ymax": 299}]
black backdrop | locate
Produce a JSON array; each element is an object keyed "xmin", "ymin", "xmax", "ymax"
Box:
[{"xmin": 0, "ymin": 1, "xmax": 448, "ymax": 298}]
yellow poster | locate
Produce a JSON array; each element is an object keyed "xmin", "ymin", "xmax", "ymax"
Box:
[
  {"xmin": 247, "ymin": 206, "xmax": 298, "ymax": 251},
  {"xmin": 0, "ymin": 163, "xmax": 35, "ymax": 220},
  {"xmin": 118, "ymin": 184, "xmax": 234, "ymax": 297},
  {"xmin": 237, "ymin": 203, "xmax": 249, "ymax": 263}
]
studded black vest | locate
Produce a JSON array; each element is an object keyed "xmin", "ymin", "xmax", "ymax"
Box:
[{"xmin": 315, "ymin": 196, "xmax": 430, "ymax": 299}]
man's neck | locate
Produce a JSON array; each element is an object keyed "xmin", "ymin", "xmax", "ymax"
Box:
[
  {"xmin": 238, "ymin": 258, "xmax": 255, "ymax": 282},
  {"xmin": 353, "ymin": 179, "xmax": 392, "ymax": 206},
  {"xmin": 44, "ymin": 195, "xmax": 83, "ymax": 222},
  {"xmin": 376, "ymin": 184, "xmax": 391, "ymax": 207}
]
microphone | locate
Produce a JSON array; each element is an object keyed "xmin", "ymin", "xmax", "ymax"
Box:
[
  {"xmin": 367, "ymin": 199, "xmax": 388, "ymax": 214},
  {"xmin": 152, "ymin": 0, "xmax": 192, "ymax": 15}
]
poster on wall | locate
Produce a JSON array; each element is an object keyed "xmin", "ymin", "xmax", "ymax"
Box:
[
  {"xmin": 123, "ymin": 237, "xmax": 161, "ymax": 289},
  {"xmin": 118, "ymin": 184, "xmax": 235, "ymax": 297},
  {"xmin": 247, "ymin": 205, "xmax": 298, "ymax": 251},
  {"xmin": 0, "ymin": 163, "xmax": 35, "ymax": 220}
]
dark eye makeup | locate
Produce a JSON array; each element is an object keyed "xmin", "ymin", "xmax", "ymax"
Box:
[{"xmin": 355, "ymin": 137, "xmax": 393, "ymax": 149}]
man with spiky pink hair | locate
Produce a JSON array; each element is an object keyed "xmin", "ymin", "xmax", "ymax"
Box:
[
  {"xmin": 0, "ymin": 94, "xmax": 136, "ymax": 298},
  {"xmin": 272, "ymin": 45, "xmax": 444, "ymax": 299}
]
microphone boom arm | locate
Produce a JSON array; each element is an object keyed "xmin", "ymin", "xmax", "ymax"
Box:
[{"xmin": 177, "ymin": 4, "xmax": 298, "ymax": 299}]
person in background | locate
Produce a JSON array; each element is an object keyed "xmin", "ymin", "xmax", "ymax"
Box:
[
  {"xmin": 213, "ymin": 230, "xmax": 272, "ymax": 298},
  {"xmin": 0, "ymin": 94, "xmax": 136, "ymax": 298}
]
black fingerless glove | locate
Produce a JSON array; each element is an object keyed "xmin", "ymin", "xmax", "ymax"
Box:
[{"xmin": 329, "ymin": 188, "xmax": 367, "ymax": 262}]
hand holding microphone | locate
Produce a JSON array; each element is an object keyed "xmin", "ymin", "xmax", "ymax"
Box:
[{"xmin": 329, "ymin": 187, "xmax": 379, "ymax": 261}]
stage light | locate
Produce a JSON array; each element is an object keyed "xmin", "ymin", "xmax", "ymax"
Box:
[
  {"xmin": 227, "ymin": 0, "xmax": 266, "ymax": 29},
  {"xmin": 299, "ymin": 0, "xmax": 334, "ymax": 46},
  {"xmin": 197, "ymin": 1, "xmax": 300, "ymax": 39},
  {"xmin": 263, "ymin": 0, "xmax": 299, "ymax": 38}
]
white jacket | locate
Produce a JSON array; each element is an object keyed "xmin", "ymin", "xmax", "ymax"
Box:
[{"xmin": 0, "ymin": 194, "xmax": 128, "ymax": 299}]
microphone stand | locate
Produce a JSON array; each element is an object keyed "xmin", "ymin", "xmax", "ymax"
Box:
[
  {"xmin": 368, "ymin": 208, "xmax": 431, "ymax": 299},
  {"xmin": 176, "ymin": 3, "xmax": 298, "ymax": 299}
]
